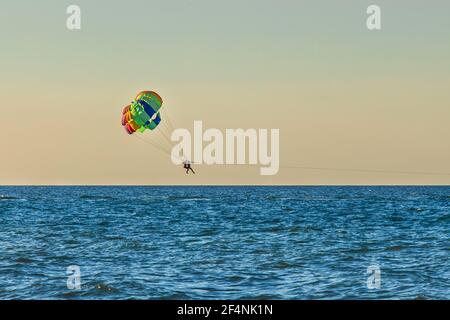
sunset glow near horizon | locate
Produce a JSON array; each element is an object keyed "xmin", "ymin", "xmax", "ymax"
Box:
[{"xmin": 1, "ymin": 0, "xmax": 449, "ymax": 185}]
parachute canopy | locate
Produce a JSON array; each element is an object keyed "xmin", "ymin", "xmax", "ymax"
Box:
[{"xmin": 121, "ymin": 91, "xmax": 163, "ymax": 134}]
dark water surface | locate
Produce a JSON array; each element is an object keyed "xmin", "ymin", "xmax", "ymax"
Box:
[{"xmin": 0, "ymin": 186, "xmax": 448, "ymax": 299}]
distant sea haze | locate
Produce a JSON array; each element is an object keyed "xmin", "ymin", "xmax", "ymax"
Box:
[{"xmin": 0, "ymin": 186, "xmax": 448, "ymax": 299}]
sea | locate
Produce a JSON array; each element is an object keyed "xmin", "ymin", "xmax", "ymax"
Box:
[{"xmin": 0, "ymin": 186, "xmax": 448, "ymax": 299}]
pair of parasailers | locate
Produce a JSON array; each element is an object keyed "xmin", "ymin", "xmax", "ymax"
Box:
[{"xmin": 182, "ymin": 160, "xmax": 195, "ymax": 174}]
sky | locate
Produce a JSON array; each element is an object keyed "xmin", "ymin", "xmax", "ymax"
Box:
[{"xmin": 0, "ymin": 0, "xmax": 449, "ymax": 185}]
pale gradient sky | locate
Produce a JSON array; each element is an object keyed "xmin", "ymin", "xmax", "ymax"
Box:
[{"xmin": 1, "ymin": 0, "xmax": 449, "ymax": 185}]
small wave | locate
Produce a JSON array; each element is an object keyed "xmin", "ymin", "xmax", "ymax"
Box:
[
  {"xmin": 408, "ymin": 207, "xmax": 424, "ymax": 212},
  {"xmin": 239, "ymin": 293, "xmax": 284, "ymax": 299},
  {"xmin": 168, "ymin": 195, "xmax": 210, "ymax": 201},
  {"xmin": 198, "ymin": 228, "xmax": 219, "ymax": 236},
  {"xmin": 389, "ymin": 215, "xmax": 404, "ymax": 222},
  {"xmin": 15, "ymin": 257, "xmax": 33, "ymax": 264},
  {"xmin": 346, "ymin": 246, "xmax": 370, "ymax": 254},
  {"xmin": 121, "ymin": 240, "xmax": 147, "ymax": 250},
  {"xmin": 303, "ymin": 226, "xmax": 323, "ymax": 232},
  {"xmin": 62, "ymin": 291, "xmax": 83, "ymax": 298},
  {"xmin": 180, "ymin": 198, "xmax": 210, "ymax": 202},
  {"xmin": 0, "ymin": 195, "xmax": 19, "ymax": 201},
  {"xmin": 106, "ymin": 235, "xmax": 127, "ymax": 241},
  {"xmin": 93, "ymin": 283, "xmax": 119, "ymax": 293},
  {"xmin": 226, "ymin": 275, "xmax": 245, "ymax": 282},
  {"xmin": 385, "ymin": 245, "xmax": 407, "ymax": 252},
  {"xmin": 335, "ymin": 195, "xmax": 352, "ymax": 200},
  {"xmin": 262, "ymin": 226, "xmax": 285, "ymax": 233},
  {"xmin": 437, "ymin": 214, "xmax": 450, "ymax": 222},
  {"xmin": 272, "ymin": 261, "xmax": 298, "ymax": 269},
  {"xmin": 79, "ymin": 195, "xmax": 116, "ymax": 201},
  {"xmin": 160, "ymin": 292, "xmax": 192, "ymax": 300},
  {"xmin": 288, "ymin": 226, "xmax": 301, "ymax": 233},
  {"xmin": 61, "ymin": 282, "xmax": 119, "ymax": 297}
]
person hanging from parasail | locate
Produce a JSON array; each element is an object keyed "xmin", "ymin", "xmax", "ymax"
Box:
[
  {"xmin": 122, "ymin": 90, "xmax": 197, "ymax": 175},
  {"xmin": 183, "ymin": 160, "xmax": 195, "ymax": 174}
]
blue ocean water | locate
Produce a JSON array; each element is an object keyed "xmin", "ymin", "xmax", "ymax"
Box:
[{"xmin": 0, "ymin": 186, "xmax": 448, "ymax": 300}]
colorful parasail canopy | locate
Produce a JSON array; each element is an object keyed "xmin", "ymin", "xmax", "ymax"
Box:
[{"xmin": 121, "ymin": 91, "xmax": 163, "ymax": 134}]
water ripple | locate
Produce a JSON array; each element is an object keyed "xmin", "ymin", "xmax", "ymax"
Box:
[{"xmin": 0, "ymin": 186, "xmax": 448, "ymax": 299}]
